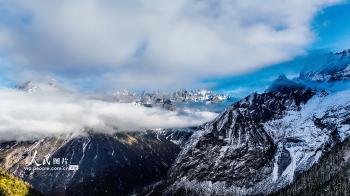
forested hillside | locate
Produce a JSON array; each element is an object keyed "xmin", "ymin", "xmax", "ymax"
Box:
[{"xmin": 0, "ymin": 169, "xmax": 41, "ymax": 196}]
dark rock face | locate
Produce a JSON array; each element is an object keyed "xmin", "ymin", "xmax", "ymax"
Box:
[
  {"xmin": 160, "ymin": 88, "xmax": 316, "ymax": 195},
  {"xmin": 0, "ymin": 131, "xmax": 181, "ymax": 196}
]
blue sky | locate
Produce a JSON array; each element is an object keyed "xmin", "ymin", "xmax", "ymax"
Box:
[
  {"xmin": 0, "ymin": 1, "xmax": 349, "ymax": 96},
  {"xmin": 311, "ymin": 2, "xmax": 350, "ymax": 50},
  {"xmin": 212, "ymin": 1, "xmax": 350, "ymax": 97}
]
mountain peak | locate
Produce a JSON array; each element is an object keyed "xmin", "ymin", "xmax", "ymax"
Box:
[
  {"xmin": 17, "ymin": 79, "xmax": 60, "ymax": 93},
  {"xmin": 335, "ymin": 49, "xmax": 350, "ymax": 57},
  {"xmin": 299, "ymin": 51, "xmax": 350, "ymax": 82},
  {"xmin": 267, "ymin": 75, "xmax": 304, "ymax": 92}
]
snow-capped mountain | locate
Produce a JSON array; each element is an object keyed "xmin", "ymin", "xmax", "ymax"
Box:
[{"xmin": 148, "ymin": 50, "xmax": 350, "ymax": 195}]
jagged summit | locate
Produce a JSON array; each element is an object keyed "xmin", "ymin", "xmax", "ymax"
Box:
[
  {"xmin": 335, "ymin": 49, "xmax": 350, "ymax": 57},
  {"xmin": 110, "ymin": 89, "xmax": 230, "ymax": 104},
  {"xmin": 267, "ymin": 74, "xmax": 305, "ymax": 92}
]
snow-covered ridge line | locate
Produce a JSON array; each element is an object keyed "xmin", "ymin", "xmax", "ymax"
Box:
[
  {"xmin": 299, "ymin": 49, "xmax": 350, "ymax": 83},
  {"xmin": 109, "ymin": 89, "xmax": 230, "ymax": 105}
]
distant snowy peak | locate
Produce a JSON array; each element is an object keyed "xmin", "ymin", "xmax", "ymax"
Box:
[
  {"xmin": 106, "ymin": 89, "xmax": 234, "ymax": 113},
  {"xmin": 171, "ymin": 89, "xmax": 229, "ymax": 103},
  {"xmin": 335, "ymin": 49, "xmax": 350, "ymax": 57},
  {"xmin": 300, "ymin": 49, "xmax": 350, "ymax": 82},
  {"xmin": 300, "ymin": 63, "xmax": 350, "ymax": 82},
  {"xmin": 17, "ymin": 79, "xmax": 61, "ymax": 93},
  {"xmin": 110, "ymin": 89, "xmax": 231, "ymax": 105}
]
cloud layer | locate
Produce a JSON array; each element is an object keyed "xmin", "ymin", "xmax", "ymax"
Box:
[
  {"xmin": 0, "ymin": 85, "xmax": 217, "ymax": 141},
  {"xmin": 0, "ymin": 0, "xmax": 342, "ymax": 90}
]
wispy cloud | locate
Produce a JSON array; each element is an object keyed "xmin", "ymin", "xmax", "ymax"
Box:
[
  {"xmin": 0, "ymin": 0, "xmax": 342, "ymax": 90},
  {"xmin": 0, "ymin": 85, "xmax": 217, "ymax": 141}
]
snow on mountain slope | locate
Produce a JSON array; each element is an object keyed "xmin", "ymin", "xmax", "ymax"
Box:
[
  {"xmin": 272, "ymin": 138, "xmax": 350, "ymax": 196},
  {"xmin": 264, "ymin": 89, "xmax": 350, "ymax": 188},
  {"xmin": 300, "ymin": 49, "xmax": 350, "ymax": 82},
  {"xmin": 156, "ymin": 50, "xmax": 350, "ymax": 196},
  {"xmin": 164, "ymin": 88, "xmax": 317, "ymax": 195}
]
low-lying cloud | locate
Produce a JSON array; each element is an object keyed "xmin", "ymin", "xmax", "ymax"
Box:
[
  {"xmin": 0, "ymin": 86, "xmax": 217, "ymax": 141},
  {"xmin": 0, "ymin": 0, "xmax": 342, "ymax": 90}
]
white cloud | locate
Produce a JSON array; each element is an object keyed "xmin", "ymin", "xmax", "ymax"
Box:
[
  {"xmin": 0, "ymin": 85, "xmax": 217, "ymax": 141},
  {"xmin": 0, "ymin": 0, "xmax": 342, "ymax": 90}
]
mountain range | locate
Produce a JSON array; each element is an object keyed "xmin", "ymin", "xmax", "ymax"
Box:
[{"xmin": 1, "ymin": 49, "xmax": 350, "ymax": 195}]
